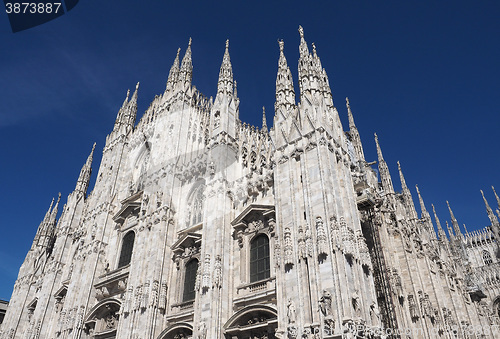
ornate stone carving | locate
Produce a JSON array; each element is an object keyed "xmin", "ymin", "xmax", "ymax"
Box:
[
  {"xmin": 213, "ymin": 254, "xmax": 222, "ymax": 289},
  {"xmin": 283, "ymin": 226, "xmax": 294, "ymax": 266},
  {"xmin": 408, "ymin": 294, "xmax": 419, "ymax": 321},
  {"xmin": 315, "ymin": 216, "xmax": 328, "ymax": 257},
  {"xmin": 201, "ymin": 254, "xmax": 211, "ymax": 291},
  {"xmin": 158, "ymin": 283, "xmax": 167, "ymax": 311}
]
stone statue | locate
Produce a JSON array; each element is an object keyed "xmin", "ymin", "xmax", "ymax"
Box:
[
  {"xmin": 319, "ymin": 290, "xmax": 332, "ymax": 316},
  {"xmin": 287, "ymin": 298, "xmax": 296, "ymax": 324}
]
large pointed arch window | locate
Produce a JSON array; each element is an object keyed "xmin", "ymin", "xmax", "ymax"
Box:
[
  {"xmin": 183, "ymin": 259, "xmax": 199, "ymax": 302},
  {"xmin": 250, "ymin": 234, "xmax": 270, "ymax": 283},
  {"xmin": 118, "ymin": 231, "xmax": 135, "ymax": 268}
]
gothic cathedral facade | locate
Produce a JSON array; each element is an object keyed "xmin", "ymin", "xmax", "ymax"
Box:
[{"xmin": 2, "ymin": 27, "xmax": 500, "ymax": 339}]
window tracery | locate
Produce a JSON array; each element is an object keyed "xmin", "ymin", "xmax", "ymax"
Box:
[{"xmin": 483, "ymin": 250, "xmax": 493, "ymax": 265}]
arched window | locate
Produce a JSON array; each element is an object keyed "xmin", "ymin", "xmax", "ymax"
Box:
[
  {"xmin": 250, "ymin": 234, "xmax": 270, "ymax": 283},
  {"xmin": 183, "ymin": 259, "xmax": 199, "ymax": 302},
  {"xmin": 118, "ymin": 231, "xmax": 135, "ymax": 268},
  {"xmin": 483, "ymin": 250, "xmax": 493, "ymax": 265},
  {"xmin": 186, "ymin": 183, "xmax": 205, "ymax": 227}
]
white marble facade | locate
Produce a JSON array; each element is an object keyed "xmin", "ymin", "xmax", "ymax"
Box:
[{"xmin": 2, "ymin": 27, "xmax": 500, "ymax": 339}]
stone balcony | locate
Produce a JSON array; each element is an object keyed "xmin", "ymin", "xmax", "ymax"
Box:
[{"xmin": 234, "ymin": 277, "xmax": 276, "ymax": 308}]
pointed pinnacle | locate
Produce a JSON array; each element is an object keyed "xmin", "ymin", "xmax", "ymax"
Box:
[
  {"xmin": 121, "ymin": 89, "xmax": 130, "ymax": 109},
  {"xmin": 374, "ymin": 133, "xmax": 384, "ymax": 161},
  {"xmin": 416, "ymin": 185, "xmax": 429, "ymax": 219},
  {"xmin": 86, "ymin": 142, "xmax": 96, "ymax": 167},
  {"xmin": 432, "ymin": 204, "xmax": 446, "ymax": 239},
  {"xmin": 278, "ymin": 39, "xmax": 284, "ymax": 53},
  {"xmin": 397, "ymin": 161, "xmax": 408, "ymax": 189},
  {"xmin": 493, "ymin": 186, "xmax": 500, "ymax": 209},
  {"xmin": 446, "ymin": 221, "xmax": 454, "ymax": 237},
  {"xmin": 44, "ymin": 197, "xmax": 55, "ymax": 222},
  {"xmin": 481, "ymin": 190, "xmax": 500, "ymax": 227},
  {"xmin": 262, "ymin": 106, "xmax": 268, "ymax": 131},
  {"xmin": 298, "ymin": 25, "xmax": 309, "ymax": 58},
  {"xmin": 346, "ymin": 97, "xmax": 356, "ymax": 130},
  {"xmin": 312, "ymin": 42, "xmax": 317, "ymax": 57},
  {"xmin": 50, "ymin": 192, "xmax": 61, "ymax": 220},
  {"xmin": 446, "ymin": 201, "xmax": 456, "ymax": 222},
  {"xmin": 447, "ymin": 201, "xmax": 462, "ymax": 236}
]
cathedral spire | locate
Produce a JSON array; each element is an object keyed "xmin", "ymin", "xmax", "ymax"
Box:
[
  {"xmin": 166, "ymin": 47, "xmax": 181, "ymax": 92},
  {"xmin": 432, "ymin": 204, "xmax": 447, "ymax": 241},
  {"xmin": 178, "ymin": 38, "xmax": 193, "ymax": 89},
  {"xmin": 493, "ymin": 186, "xmax": 500, "ymax": 210},
  {"xmin": 34, "ymin": 196, "xmax": 55, "ymax": 248},
  {"xmin": 274, "ymin": 39, "xmax": 295, "ymax": 121},
  {"xmin": 75, "ymin": 143, "xmax": 96, "ymax": 197},
  {"xmin": 446, "ymin": 201, "xmax": 463, "ymax": 238},
  {"xmin": 114, "ymin": 82, "xmax": 139, "ymax": 134},
  {"xmin": 49, "ymin": 193, "xmax": 61, "ymax": 225},
  {"xmin": 298, "ymin": 25, "xmax": 310, "ymax": 59},
  {"xmin": 217, "ymin": 39, "xmax": 234, "ymax": 96},
  {"xmin": 415, "ymin": 185, "xmax": 431, "ymax": 222},
  {"xmin": 374, "ymin": 133, "xmax": 395, "ymax": 195},
  {"xmin": 262, "ymin": 106, "xmax": 268, "ymax": 132},
  {"xmin": 397, "ymin": 161, "xmax": 418, "ymax": 220},
  {"xmin": 446, "ymin": 221, "xmax": 455, "ymax": 241},
  {"xmin": 481, "ymin": 190, "xmax": 500, "ymax": 239},
  {"xmin": 346, "ymin": 98, "xmax": 365, "ymax": 162},
  {"xmin": 297, "ymin": 25, "xmax": 312, "ymax": 98},
  {"xmin": 121, "ymin": 89, "xmax": 130, "ymax": 110},
  {"xmin": 211, "ymin": 39, "xmax": 238, "ymax": 139},
  {"xmin": 297, "ymin": 25, "xmax": 326, "ymax": 100}
]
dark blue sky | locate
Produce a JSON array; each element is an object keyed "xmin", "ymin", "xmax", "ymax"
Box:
[{"xmin": 1, "ymin": 1, "xmax": 499, "ymax": 300}]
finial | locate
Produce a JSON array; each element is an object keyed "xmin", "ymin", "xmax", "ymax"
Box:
[
  {"xmin": 135, "ymin": 82, "xmax": 140, "ymax": 90},
  {"xmin": 262, "ymin": 106, "xmax": 268, "ymax": 130},
  {"xmin": 298, "ymin": 25, "xmax": 304, "ymax": 38},
  {"xmin": 346, "ymin": 97, "xmax": 350, "ymax": 108},
  {"xmin": 92, "ymin": 142, "xmax": 96, "ymax": 152},
  {"xmin": 188, "ymin": 37, "xmax": 192, "ymax": 46},
  {"xmin": 176, "ymin": 47, "xmax": 181, "ymax": 56},
  {"xmin": 126, "ymin": 89, "xmax": 130, "ymax": 98},
  {"xmin": 312, "ymin": 42, "xmax": 317, "ymax": 56},
  {"xmin": 225, "ymin": 39, "xmax": 229, "ymax": 49},
  {"xmin": 278, "ymin": 39, "xmax": 284, "ymax": 52}
]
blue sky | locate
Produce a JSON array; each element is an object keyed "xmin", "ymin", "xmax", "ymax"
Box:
[{"xmin": 0, "ymin": 1, "xmax": 499, "ymax": 300}]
